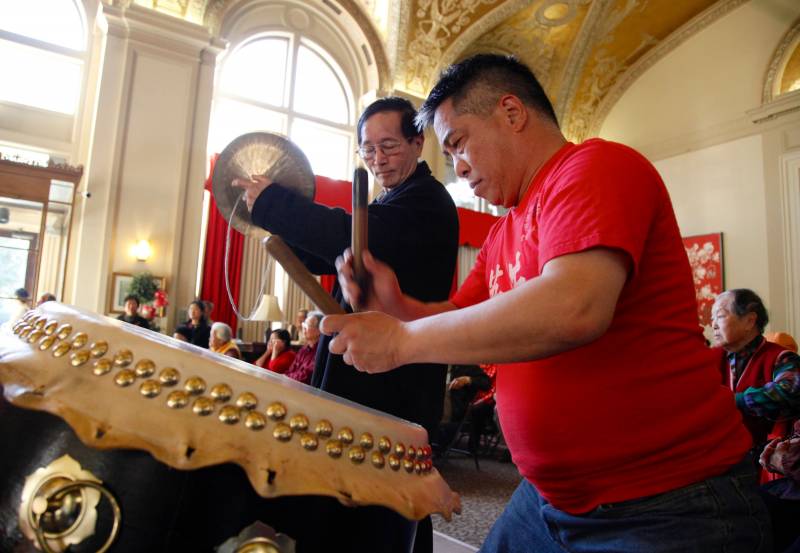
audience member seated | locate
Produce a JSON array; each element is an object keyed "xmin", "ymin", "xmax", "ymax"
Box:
[
  {"xmin": 759, "ymin": 419, "xmax": 800, "ymax": 552},
  {"xmin": 712, "ymin": 289, "xmax": 800, "ymax": 478},
  {"xmin": 37, "ymin": 292, "xmax": 57, "ymax": 306},
  {"xmin": 283, "ymin": 311, "xmax": 322, "ymax": 385},
  {"xmin": 6, "ymin": 288, "xmax": 30, "ymax": 326},
  {"xmin": 287, "ymin": 308, "xmax": 309, "ymax": 344},
  {"xmin": 254, "ymin": 328, "xmax": 295, "ymax": 374},
  {"xmin": 116, "ymin": 294, "xmax": 151, "ymax": 329},
  {"xmin": 173, "ymin": 299, "xmax": 211, "ymax": 348},
  {"xmin": 209, "ymin": 322, "xmax": 241, "ymax": 359},
  {"xmin": 436, "ymin": 364, "xmax": 497, "ymax": 456}
]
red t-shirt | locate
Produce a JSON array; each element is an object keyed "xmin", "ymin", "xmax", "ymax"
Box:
[
  {"xmin": 268, "ymin": 349, "xmax": 296, "ymax": 374},
  {"xmin": 452, "ymin": 139, "xmax": 751, "ymax": 513}
]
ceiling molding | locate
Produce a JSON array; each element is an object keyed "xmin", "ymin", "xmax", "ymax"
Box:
[
  {"xmin": 763, "ymin": 14, "xmax": 800, "ymax": 103},
  {"xmin": 588, "ymin": 0, "xmax": 748, "ymax": 138}
]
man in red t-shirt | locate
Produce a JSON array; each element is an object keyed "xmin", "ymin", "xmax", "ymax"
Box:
[{"xmin": 323, "ymin": 54, "xmax": 769, "ymax": 552}]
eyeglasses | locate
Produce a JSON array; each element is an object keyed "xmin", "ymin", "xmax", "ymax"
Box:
[{"xmin": 357, "ymin": 139, "xmax": 409, "ymax": 160}]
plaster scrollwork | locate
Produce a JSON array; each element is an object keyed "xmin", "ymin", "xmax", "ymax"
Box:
[
  {"xmin": 562, "ymin": 0, "xmax": 655, "ymax": 141},
  {"xmin": 762, "ymin": 16, "xmax": 800, "ymax": 103},
  {"xmin": 535, "ymin": 0, "xmax": 590, "ymax": 27},
  {"xmin": 402, "ymin": 0, "xmax": 500, "ymax": 95},
  {"xmin": 584, "ymin": 0, "xmax": 747, "ymax": 138}
]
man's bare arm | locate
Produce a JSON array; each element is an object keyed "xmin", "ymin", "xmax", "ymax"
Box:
[{"xmin": 323, "ymin": 248, "xmax": 629, "ymax": 372}]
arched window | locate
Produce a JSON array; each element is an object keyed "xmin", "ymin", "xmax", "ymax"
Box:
[
  {"xmin": 0, "ymin": 0, "xmax": 87, "ymax": 114},
  {"xmin": 208, "ymin": 32, "xmax": 355, "ymax": 180}
]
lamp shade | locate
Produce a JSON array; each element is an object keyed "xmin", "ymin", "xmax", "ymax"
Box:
[{"xmin": 251, "ymin": 294, "xmax": 284, "ymax": 323}]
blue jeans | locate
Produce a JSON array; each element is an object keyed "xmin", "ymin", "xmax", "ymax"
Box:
[{"xmin": 480, "ymin": 454, "xmax": 772, "ymax": 553}]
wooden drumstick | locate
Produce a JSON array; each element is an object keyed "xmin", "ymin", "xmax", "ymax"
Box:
[
  {"xmin": 351, "ymin": 167, "xmax": 370, "ymax": 311},
  {"xmin": 264, "ymin": 235, "xmax": 344, "ymax": 315}
]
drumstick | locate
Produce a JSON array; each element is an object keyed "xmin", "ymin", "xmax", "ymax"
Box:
[
  {"xmin": 351, "ymin": 167, "xmax": 370, "ymax": 311},
  {"xmin": 264, "ymin": 235, "xmax": 345, "ymax": 315}
]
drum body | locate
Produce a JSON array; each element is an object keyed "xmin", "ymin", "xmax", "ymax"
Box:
[{"xmin": 0, "ymin": 396, "xmax": 417, "ymax": 552}]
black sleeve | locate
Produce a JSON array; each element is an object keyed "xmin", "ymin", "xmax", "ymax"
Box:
[{"xmin": 251, "ymin": 179, "xmax": 456, "ymax": 282}]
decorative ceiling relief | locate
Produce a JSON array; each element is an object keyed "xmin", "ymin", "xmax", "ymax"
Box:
[
  {"xmin": 560, "ymin": 0, "xmax": 718, "ymax": 141},
  {"xmin": 401, "ymin": 0, "xmax": 503, "ymax": 95},
  {"xmin": 128, "ymin": 0, "xmax": 750, "ymax": 139},
  {"xmin": 463, "ymin": 0, "xmax": 591, "ymax": 96}
]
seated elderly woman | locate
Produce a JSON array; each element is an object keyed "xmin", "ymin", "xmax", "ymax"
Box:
[
  {"xmin": 254, "ymin": 328, "xmax": 295, "ymax": 374},
  {"xmin": 283, "ymin": 311, "xmax": 322, "ymax": 385},
  {"xmin": 209, "ymin": 322, "xmax": 241, "ymax": 359}
]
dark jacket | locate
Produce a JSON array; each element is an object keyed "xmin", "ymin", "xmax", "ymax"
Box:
[
  {"xmin": 251, "ymin": 162, "xmax": 459, "ymax": 435},
  {"xmin": 117, "ymin": 313, "xmax": 151, "ymax": 330}
]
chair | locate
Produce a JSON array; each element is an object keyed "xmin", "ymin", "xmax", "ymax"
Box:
[{"xmin": 435, "ymin": 394, "xmax": 499, "ymax": 471}]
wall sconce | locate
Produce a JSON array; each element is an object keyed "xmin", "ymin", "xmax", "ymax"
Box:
[{"xmin": 132, "ymin": 239, "xmax": 153, "ymax": 262}]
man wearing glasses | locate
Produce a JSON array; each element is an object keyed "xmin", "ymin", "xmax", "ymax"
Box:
[{"xmin": 233, "ymin": 96, "xmax": 458, "ymax": 553}]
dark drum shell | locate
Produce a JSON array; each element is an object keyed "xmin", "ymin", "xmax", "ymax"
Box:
[{"xmin": 0, "ymin": 395, "xmax": 417, "ymax": 553}]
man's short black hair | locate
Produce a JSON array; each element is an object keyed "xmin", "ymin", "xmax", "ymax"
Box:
[
  {"xmin": 727, "ymin": 288, "xmax": 769, "ymax": 333},
  {"xmin": 123, "ymin": 294, "xmax": 140, "ymax": 306},
  {"xmin": 357, "ymin": 96, "xmax": 422, "ymax": 145},
  {"xmin": 416, "ymin": 54, "xmax": 558, "ymax": 130}
]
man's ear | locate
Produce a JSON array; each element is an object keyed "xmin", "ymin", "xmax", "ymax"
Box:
[
  {"xmin": 411, "ymin": 134, "xmax": 424, "ymax": 154},
  {"xmin": 498, "ymin": 95, "xmax": 528, "ymax": 132}
]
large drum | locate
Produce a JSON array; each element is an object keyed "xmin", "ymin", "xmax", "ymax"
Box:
[{"xmin": 0, "ymin": 304, "xmax": 460, "ymax": 552}]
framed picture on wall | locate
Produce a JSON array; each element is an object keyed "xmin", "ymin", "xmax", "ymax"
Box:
[
  {"xmin": 109, "ymin": 272, "xmax": 166, "ymax": 314},
  {"xmin": 682, "ymin": 233, "xmax": 724, "ymax": 329}
]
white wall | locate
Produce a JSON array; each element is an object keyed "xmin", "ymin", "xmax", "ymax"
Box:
[
  {"xmin": 653, "ymin": 135, "xmax": 769, "ymax": 298},
  {"xmin": 599, "ymin": 0, "xmax": 800, "ymax": 332}
]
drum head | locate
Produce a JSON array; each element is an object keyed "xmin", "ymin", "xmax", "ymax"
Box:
[{"xmin": 212, "ymin": 132, "xmax": 315, "ymax": 238}]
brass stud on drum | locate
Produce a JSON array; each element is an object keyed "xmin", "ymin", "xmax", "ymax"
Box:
[
  {"xmin": 244, "ymin": 411, "xmax": 267, "ymax": 430},
  {"xmin": 272, "ymin": 423, "xmax": 292, "ymax": 442},
  {"xmin": 218, "ymin": 405, "xmax": 240, "ymax": 425},
  {"xmin": 348, "ymin": 446, "xmax": 366, "ymax": 464},
  {"xmin": 140, "ymin": 379, "xmax": 161, "ymax": 398},
  {"xmin": 235, "ymin": 392, "xmax": 258, "ymax": 410},
  {"xmin": 192, "ymin": 396, "xmax": 215, "ymax": 416},
  {"xmin": 93, "ymin": 358, "xmax": 112, "ymax": 376},
  {"xmin": 19, "ymin": 325, "xmax": 33, "ymax": 339},
  {"xmin": 70, "ymin": 350, "xmax": 91, "ymax": 367},
  {"xmin": 388, "ymin": 454, "xmax": 401, "ymax": 471},
  {"xmin": 325, "ymin": 439, "xmax": 343, "ymax": 458},
  {"xmin": 266, "ymin": 402, "xmax": 287, "ymax": 421},
  {"xmin": 33, "ymin": 316, "xmax": 46, "ymax": 330},
  {"xmin": 166, "ymin": 390, "xmax": 189, "ymax": 409},
  {"xmin": 378, "ymin": 436, "xmax": 392, "ymax": 454},
  {"xmin": 359, "ymin": 432, "xmax": 374, "ymax": 450},
  {"xmin": 89, "ymin": 340, "xmax": 108, "ymax": 358},
  {"xmin": 39, "ymin": 335, "xmax": 57, "ymax": 351},
  {"xmin": 210, "ymin": 383, "xmax": 233, "ymax": 402},
  {"xmin": 55, "ymin": 324, "xmax": 73, "ymax": 340},
  {"xmin": 314, "ymin": 419, "xmax": 333, "ymax": 437},
  {"xmin": 114, "ymin": 369, "xmax": 135, "ymax": 387},
  {"xmin": 27, "ymin": 329, "xmax": 44, "ymax": 343},
  {"xmin": 71, "ymin": 332, "xmax": 88, "ymax": 349},
  {"xmin": 184, "ymin": 376, "xmax": 206, "ymax": 395},
  {"xmin": 289, "ymin": 414, "xmax": 309, "ymax": 432},
  {"xmin": 406, "ymin": 446, "xmax": 416, "ymax": 460},
  {"xmin": 371, "ymin": 451, "xmax": 386, "ymax": 469},
  {"xmin": 337, "ymin": 427, "xmax": 354, "ymax": 445},
  {"xmin": 43, "ymin": 320, "xmax": 58, "ymax": 336},
  {"xmin": 159, "ymin": 368, "xmax": 180, "ymax": 386},
  {"xmin": 394, "ymin": 442, "xmax": 405, "ymax": 458},
  {"xmin": 300, "ymin": 432, "xmax": 318, "ymax": 451},
  {"xmin": 52, "ymin": 341, "xmax": 71, "ymax": 358},
  {"xmin": 402, "ymin": 459, "xmax": 415, "ymax": 473},
  {"xmin": 134, "ymin": 359, "xmax": 156, "ymax": 378},
  {"xmin": 113, "ymin": 349, "xmax": 133, "ymax": 368}
]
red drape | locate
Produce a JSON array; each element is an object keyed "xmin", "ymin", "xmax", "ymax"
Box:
[
  {"xmin": 201, "ymin": 154, "xmax": 244, "ymax": 334},
  {"xmin": 314, "ymin": 175, "xmax": 352, "ymax": 293},
  {"xmin": 456, "ymin": 207, "xmax": 499, "ymax": 248}
]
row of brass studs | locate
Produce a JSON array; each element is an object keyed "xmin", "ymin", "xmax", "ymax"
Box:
[{"xmin": 12, "ymin": 312, "xmax": 434, "ymax": 473}]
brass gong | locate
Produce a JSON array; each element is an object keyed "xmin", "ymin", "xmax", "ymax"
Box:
[{"xmin": 212, "ymin": 132, "xmax": 316, "ymax": 238}]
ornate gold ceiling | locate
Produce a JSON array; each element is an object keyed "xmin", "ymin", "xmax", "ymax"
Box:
[{"xmin": 131, "ymin": 0, "xmax": 748, "ymax": 140}]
